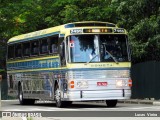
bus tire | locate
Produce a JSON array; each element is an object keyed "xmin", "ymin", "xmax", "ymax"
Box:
[
  {"xmin": 18, "ymin": 84, "xmax": 35, "ymax": 105},
  {"xmin": 54, "ymin": 85, "xmax": 65, "ymax": 108},
  {"xmin": 65, "ymin": 101, "xmax": 72, "ymax": 106},
  {"xmin": 106, "ymin": 100, "xmax": 117, "ymax": 107}
]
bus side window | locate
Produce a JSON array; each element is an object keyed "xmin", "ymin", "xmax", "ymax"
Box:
[
  {"xmin": 31, "ymin": 40, "xmax": 39, "ymax": 55},
  {"xmin": 8, "ymin": 45, "xmax": 15, "ymax": 59},
  {"xmin": 40, "ymin": 38, "xmax": 49, "ymax": 54},
  {"xmin": 23, "ymin": 42, "xmax": 30, "ymax": 57},
  {"xmin": 49, "ymin": 36, "xmax": 58, "ymax": 54},
  {"xmin": 15, "ymin": 44, "xmax": 22, "ymax": 58}
]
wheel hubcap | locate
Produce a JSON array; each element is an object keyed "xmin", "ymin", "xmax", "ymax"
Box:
[
  {"xmin": 19, "ymin": 93, "xmax": 22, "ymax": 101},
  {"xmin": 55, "ymin": 89, "xmax": 61, "ymax": 102}
]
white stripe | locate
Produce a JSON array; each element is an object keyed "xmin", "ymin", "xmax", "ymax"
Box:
[
  {"xmin": 1, "ymin": 100, "xmax": 19, "ymax": 102},
  {"xmin": 22, "ymin": 117, "xmax": 27, "ymax": 120},
  {"xmin": 131, "ymin": 106, "xmax": 159, "ymax": 109}
]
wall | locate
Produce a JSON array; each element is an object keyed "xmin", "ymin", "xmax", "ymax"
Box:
[{"xmin": 131, "ymin": 61, "xmax": 160, "ymax": 99}]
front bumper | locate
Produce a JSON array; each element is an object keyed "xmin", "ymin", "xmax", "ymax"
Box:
[{"xmin": 63, "ymin": 89, "xmax": 131, "ymax": 101}]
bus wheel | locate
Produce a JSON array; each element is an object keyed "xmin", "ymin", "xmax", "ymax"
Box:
[
  {"xmin": 55, "ymin": 85, "xmax": 65, "ymax": 108},
  {"xmin": 65, "ymin": 101, "xmax": 72, "ymax": 106},
  {"xmin": 106, "ymin": 100, "xmax": 117, "ymax": 107},
  {"xmin": 18, "ymin": 85, "xmax": 35, "ymax": 105}
]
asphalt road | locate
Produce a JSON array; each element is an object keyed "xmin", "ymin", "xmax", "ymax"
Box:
[
  {"xmin": 1, "ymin": 100, "xmax": 160, "ymax": 111},
  {"xmin": 1, "ymin": 100, "xmax": 160, "ymax": 120}
]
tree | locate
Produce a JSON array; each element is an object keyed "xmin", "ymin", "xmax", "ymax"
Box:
[{"xmin": 0, "ymin": 0, "xmax": 160, "ymax": 68}]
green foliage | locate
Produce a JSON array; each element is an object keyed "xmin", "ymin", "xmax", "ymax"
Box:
[
  {"xmin": 0, "ymin": 0, "xmax": 160, "ymax": 65},
  {"xmin": 60, "ymin": 5, "xmax": 80, "ymax": 23},
  {"xmin": 145, "ymin": 35, "xmax": 160, "ymax": 61},
  {"xmin": 129, "ymin": 16, "xmax": 160, "ymax": 60}
]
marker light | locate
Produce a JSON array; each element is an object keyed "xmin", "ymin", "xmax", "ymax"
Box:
[
  {"xmin": 128, "ymin": 79, "xmax": 132, "ymax": 87},
  {"xmin": 83, "ymin": 28, "xmax": 112, "ymax": 33},
  {"xmin": 92, "ymin": 29, "xmax": 100, "ymax": 32},
  {"xmin": 70, "ymin": 80, "xmax": 74, "ymax": 89}
]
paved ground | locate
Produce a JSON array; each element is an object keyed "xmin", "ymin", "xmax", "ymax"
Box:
[
  {"xmin": 1, "ymin": 100, "xmax": 160, "ymax": 120},
  {"xmin": 1, "ymin": 100, "xmax": 160, "ymax": 111},
  {"xmin": 1, "ymin": 117, "xmax": 160, "ymax": 120},
  {"xmin": 119, "ymin": 99, "xmax": 160, "ymax": 105}
]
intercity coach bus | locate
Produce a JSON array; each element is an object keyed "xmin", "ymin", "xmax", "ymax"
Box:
[{"xmin": 7, "ymin": 21, "xmax": 132, "ymax": 107}]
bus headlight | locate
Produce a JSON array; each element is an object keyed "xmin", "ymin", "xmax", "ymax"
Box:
[
  {"xmin": 116, "ymin": 80, "xmax": 128, "ymax": 87},
  {"xmin": 76, "ymin": 81, "xmax": 88, "ymax": 88}
]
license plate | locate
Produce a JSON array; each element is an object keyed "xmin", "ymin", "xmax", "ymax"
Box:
[{"xmin": 97, "ymin": 82, "xmax": 107, "ymax": 86}]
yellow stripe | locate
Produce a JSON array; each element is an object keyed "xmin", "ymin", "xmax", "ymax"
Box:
[
  {"xmin": 8, "ymin": 26, "xmax": 62, "ymax": 43},
  {"xmin": 7, "ymin": 56, "xmax": 59, "ymax": 63},
  {"xmin": 8, "ymin": 21, "xmax": 126, "ymax": 43},
  {"xmin": 67, "ymin": 62, "xmax": 131, "ymax": 68},
  {"xmin": 7, "ymin": 62, "xmax": 131, "ymax": 73}
]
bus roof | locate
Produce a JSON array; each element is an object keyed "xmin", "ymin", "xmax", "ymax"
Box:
[{"xmin": 8, "ymin": 21, "xmax": 117, "ymax": 44}]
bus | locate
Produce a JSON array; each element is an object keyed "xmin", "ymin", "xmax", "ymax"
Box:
[{"xmin": 7, "ymin": 21, "xmax": 132, "ymax": 108}]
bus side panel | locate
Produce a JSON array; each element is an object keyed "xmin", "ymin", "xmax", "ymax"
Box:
[
  {"xmin": 7, "ymin": 73, "xmax": 19, "ymax": 98},
  {"xmin": 7, "ymin": 71, "xmax": 63, "ymax": 100}
]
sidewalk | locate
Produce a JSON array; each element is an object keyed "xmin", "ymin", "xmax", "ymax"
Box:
[
  {"xmin": 118, "ymin": 99, "xmax": 160, "ymax": 105},
  {"xmin": 1, "ymin": 117, "xmax": 23, "ymax": 120},
  {"xmin": 1, "ymin": 99, "xmax": 160, "ymax": 120},
  {"xmin": 1, "ymin": 117, "xmax": 86, "ymax": 120}
]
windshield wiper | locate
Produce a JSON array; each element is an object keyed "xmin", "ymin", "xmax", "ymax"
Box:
[
  {"xmin": 105, "ymin": 49, "xmax": 119, "ymax": 64},
  {"xmin": 102, "ymin": 43, "xmax": 119, "ymax": 64},
  {"xmin": 85, "ymin": 47, "xmax": 99, "ymax": 65},
  {"xmin": 85, "ymin": 54, "xmax": 99, "ymax": 65}
]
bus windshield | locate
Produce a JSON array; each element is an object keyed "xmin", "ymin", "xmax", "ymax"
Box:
[{"xmin": 69, "ymin": 34, "xmax": 129, "ymax": 63}]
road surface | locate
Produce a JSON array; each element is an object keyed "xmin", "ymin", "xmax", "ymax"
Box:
[
  {"xmin": 1, "ymin": 100, "xmax": 160, "ymax": 111},
  {"xmin": 1, "ymin": 100, "xmax": 160, "ymax": 120}
]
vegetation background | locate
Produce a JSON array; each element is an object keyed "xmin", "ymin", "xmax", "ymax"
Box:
[{"xmin": 0, "ymin": 0, "xmax": 160, "ymax": 99}]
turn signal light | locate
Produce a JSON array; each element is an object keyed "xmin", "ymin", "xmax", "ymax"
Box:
[
  {"xmin": 70, "ymin": 80, "xmax": 75, "ymax": 89},
  {"xmin": 70, "ymin": 85, "xmax": 74, "ymax": 88},
  {"xmin": 70, "ymin": 81, "xmax": 74, "ymax": 84},
  {"xmin": 128, "ymin": 79, "xmax": 132, "ymax": 87}
]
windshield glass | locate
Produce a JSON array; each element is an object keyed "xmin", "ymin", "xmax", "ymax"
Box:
[
  {"xmin": 100, "ymin": 35, "xmax": 128, "ymax": 62},
  {"xmin": 69, "ymin": 34, "xmax": 129, "ymax": 63},
  {"xmin": 69, "ymin": 35, "xmax": 100, "ymax": 63}
]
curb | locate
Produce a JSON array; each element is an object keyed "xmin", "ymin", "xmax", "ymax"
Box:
[
  {"xmin": 1, "ymin": 99, "xmax": 19, "ymax": 102},
  {"xmin": 118, "ymin": 99, "xmax": 160, "ymax": 105},
  {"xmin": 2, "ymin": 99, "xmax": 160, "ymax": 106},
  {"xmin": 153, "ymin": 101, "xmax": 160, "ymax": 105}
]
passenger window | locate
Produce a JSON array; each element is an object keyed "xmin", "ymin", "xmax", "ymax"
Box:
[
  {"xmin": 23, "ymin": 42, "xmax": 30, "ymax": 57},
  {"xmin": 31, "ymin": 40, "xmax": 39, "ymax": 55},
  {"xmin": 8, "ymin": 45, "xmax": 15, "ymax": 59},
  {"xmin": 15, "ymin": 44, "xmax": 22, "ymax": 58},
  {"xmin": 40, "ymin": 38, "xmax": 49, "ymax": 54},
  {"xmin": 49, "ymin": 36, "xmax": 58, "ymax": 54}
]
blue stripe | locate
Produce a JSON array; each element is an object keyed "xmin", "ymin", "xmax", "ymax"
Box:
[{"xmin": 7, "ymin": 58, "xmax": 60, "ymax": 70}]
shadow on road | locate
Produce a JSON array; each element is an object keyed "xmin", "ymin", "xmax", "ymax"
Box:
[{"xmin": 11, "ymin": 102, "xmax": 120, "ymax": 109}]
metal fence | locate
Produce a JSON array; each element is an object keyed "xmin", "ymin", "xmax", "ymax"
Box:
[
  {"xmin": 0, "ymin": 71, "xmax": 8, "ymax": 100},
  {"xmin": 131, "ymin": 61, "xmax": 160, "ymax": 99}
]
